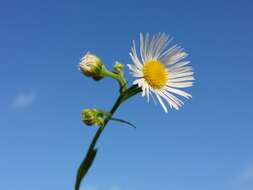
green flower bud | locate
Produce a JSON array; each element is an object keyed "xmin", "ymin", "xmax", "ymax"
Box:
[
  {"xmin": 114, "ymin": 62, "xmax": 124, "ymax": 73},
  {"xmin": 81, "ymin": 109, "xmax": 107, "ymax": 127},
  {"xmin": 79, "ymin": 52, "xmax": 104, "ymax": 81},
  {"xmin": 81, "ymin": 109, "xmax": 96, "ymax": 126}
]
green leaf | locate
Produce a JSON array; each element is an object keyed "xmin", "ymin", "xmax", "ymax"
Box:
[
  {"xmin": 110, "ymin": 118, "xmax": 136, "ymax": 128},
  {"xmin": 75, "ymin": 148, "xmax": 98, "ymax": 190}
]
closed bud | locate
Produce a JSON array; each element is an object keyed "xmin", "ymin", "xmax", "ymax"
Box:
[
  {"xmin": 81, "ymin": 109, "xmax": 96, "ymax": 126},
  {"xmin": 79, "ymin": 52, "xmax": 104, "ymax": 81},
  {"xmin": 81, "ymin": 109, "xmax": 106, "ymax": 127},
  {"xmin": 114, "ymin": 62, "xmax": 124, "ymax": 73}
]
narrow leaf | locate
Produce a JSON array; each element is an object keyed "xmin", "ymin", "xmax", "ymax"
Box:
[
  {"xmin": 75, "ymin": 148, "xmax": 98, "ymax": 190},
  {"xmin": 110, "ymin": 118, "xmax": 137, "ymax": 128}
]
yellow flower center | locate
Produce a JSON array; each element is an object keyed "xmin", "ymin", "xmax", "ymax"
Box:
[{"xmin": 143, "ymin": 60, "xmax": 168, "ymax": 89}]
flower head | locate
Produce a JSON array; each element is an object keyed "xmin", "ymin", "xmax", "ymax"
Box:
[
  {"xmin": 79, "ymin": 52, "xmax": 104, "ymax": 81},
  {"xmin": 128, "ymin": 33, "xmax": 194, "ymax": 112}
]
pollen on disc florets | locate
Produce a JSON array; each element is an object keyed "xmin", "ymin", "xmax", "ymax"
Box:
[{"xmin": 143, "ymin": 60, "xmax": 168, "ymax": 89}]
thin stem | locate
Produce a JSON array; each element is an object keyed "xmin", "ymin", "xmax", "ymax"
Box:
[
  {"xmin": 102, "ymin": 69, "xmax": 128, "ymax": 92},
  {"xmin": 75, "ymin": 85, "xmax": 141, "ymax": 190},
  {"xmin": 86, "ymin": 93, "xmax": 123, "ymax": 155},
  {"xmin": 84, "ymin": 85, "xmax": 137, "ymax": 154},
  {"xmin": 75, "ymin": 95, "xmax": 122, "ymax": 190}
]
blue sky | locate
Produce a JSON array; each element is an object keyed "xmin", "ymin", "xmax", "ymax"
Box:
[{"xmin": 1, "ymin": 0, "xmax": 253, "ymax": 190}]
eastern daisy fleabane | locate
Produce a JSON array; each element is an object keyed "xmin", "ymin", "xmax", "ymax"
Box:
[{"xmin": 127, "ymin": 33, "xmax": 194, "ymax": 112}]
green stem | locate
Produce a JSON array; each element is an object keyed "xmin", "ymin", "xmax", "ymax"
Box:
[
  {"xmin": 75, "ymin": 85, "xmax": 141, "ymax": 190},
  {"xmin": 86, "ymin": 93, "xmax": 122, "ymax": 155},
  {"xmin": 85, "ymin": 85, "xmax": 141, "ymax": 155},
  {"xmin": 102, "ymin": 69, "xmax": 128, "ymax": 92}
]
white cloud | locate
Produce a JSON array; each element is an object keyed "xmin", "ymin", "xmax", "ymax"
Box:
[
  {"xmin": 239, "ymin": 164, "xmax": 253, "ymax": 185},
  {"xmin": 232, "ymin": 163, "xmax": 253, "ymax": 190},
  {"xmin": 11, "ymin": 92, "xmax": 36, "ymax": 108}
]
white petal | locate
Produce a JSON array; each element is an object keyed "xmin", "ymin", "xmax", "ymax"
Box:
[
  {"xmin": 140, "ymin": 33, "xmax": 145, "ymax": 62},
  {"xmin": 167, "ymin": 82, "xmax": 193, "ymax": 88},
  {"xmin": 130, "ymin": 40, "xmax": 143, "ymax": 69},
  {"xmin": 169, "ymin": 71, "xmax": 194, "ymax": 79},
  {"xmin": 153, "ymin": 33, "xmax": 171, "ymax": 58},
  {"xmin": 163, "ymin": 90, "xmax": 185, "ymax": 109},
  {"xmin": 167, "ymin": 52, "xmax": 188, "ymax": 65},
  {"xmin": 156, "ymin": 93, "xmax": 168, "ymax": 113},
  {"xmin": 129, "ymin": 53, "xmax": 141, "ymax": 69},
  {"xmin": 133, "ymin": 78, "xmax": 145, "ymax": 88},
  {"xmin": 150, "ymin": 90, "xmax": 157, "ymax": 105},
  {"xmin": 143, "ymin": 82, "xmax": 150, "ymax": 101},
  {"xmin": 147, "ymin": 35, "xmax": 156, "ymax": 60},
  {"xmin": 127, "ymin": 64, "xmax": 143, "ymax": 77},
  {"xmin": 169, "ymin": 66, "xmax": 192, "ymax": 74},
  {"xmin": 162, "ymin": 90, "xmax": 184, "ymax": 105},
  {"xmin": 142, "ymin": 85, "xmax": 146, "ymax": 96},
  {"xmin": 165, "ymin": 87, "xmax": 192, "ymax": 99},
  {"xmin": 144, "ymin": 33, "xmax": 150, "ymax": 61},
  {"xmin": 169, "ymin": 76, "xmax": 195, "ymax": 83},
  {"xmin": 158, "ymin": 45, "xmax": 180, "ymax": 62},
  {"xmin": 158, "ymin": 90, "xmax": 180, "ymax": 110},
  {"xmin": 169, "ymin": 61, "xmax": 191, "ymax": 69}
]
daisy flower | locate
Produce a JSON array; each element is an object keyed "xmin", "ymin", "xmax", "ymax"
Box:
[{"xmin": 127, "ymin": 33, "xmax": 194, "ymax": 112}]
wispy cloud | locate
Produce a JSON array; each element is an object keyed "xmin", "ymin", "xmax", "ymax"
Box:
[
  {"xmin": 232, "ymin": 163, "xmax": 253, "ymax": 190},
  {"xmin": 239, "ymin": 164, "xmax": 253, "ymax": 185},
  {"xmin": 11, "ymin": 92, "xmax": 36, "ymax": 108}
]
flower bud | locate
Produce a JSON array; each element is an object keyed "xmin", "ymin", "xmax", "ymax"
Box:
[
  {"xmin": 79, "ymin": 52, "xmax": 104, "ymax": 81},
  {"xmin": 81, "ymin": 109, "xmax": 96, "ymax": 126},
  {"xmin": 114, "ymin": 62, "xmax": 124, "ymax": 73},
  {"xmin": 81, "ymin": 109, "xmax": 106, "ymax": 127}
]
